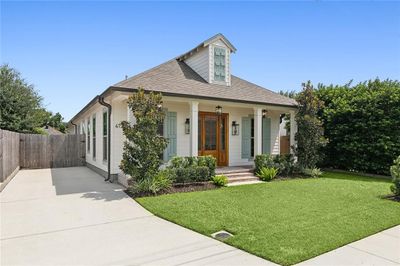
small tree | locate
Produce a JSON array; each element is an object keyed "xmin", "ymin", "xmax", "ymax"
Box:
[
  {"xmin": 295, "ymin": 81, "xmax": 326, "ymax": 168},
  {"xmin": 118, "ymin": 88, "xmax": 168, "ymax": 182},
  {"xmin": 390, "ymin": 155, "xmax": 400, "ymax": 198}
]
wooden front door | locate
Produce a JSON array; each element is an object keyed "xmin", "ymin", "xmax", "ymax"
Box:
[{"xmin": 198, "ymin": 112, "xmax": 229, "ymax": 166}]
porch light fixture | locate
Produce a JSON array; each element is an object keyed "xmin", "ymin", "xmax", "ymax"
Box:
[
  {"xmin": 215, "ymin": 105, "xmax": 222, "ymax": 115},
  {"xmin": 157, "ymin": 102, "xmax": 163, "ymax": 111},
  {"xmin": 232, "ymin": 121, "xmax": 239, "ymax": 136},
  {"xmin": 185, "ymin": 118, "xmax": 190, "ymax": 134},
  {"xmin": 262, "ymin": 109, "xmax": 268, "ymax": 117}
]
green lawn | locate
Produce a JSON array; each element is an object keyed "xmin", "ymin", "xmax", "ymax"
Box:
[{"xmin": 136, "ymin": 172, "xmax": 400, "ymax": 265}]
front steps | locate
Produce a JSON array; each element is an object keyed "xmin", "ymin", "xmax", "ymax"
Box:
[{"xmin": 216, "ymin": 167, "xmax": 261, "ymax": 184}]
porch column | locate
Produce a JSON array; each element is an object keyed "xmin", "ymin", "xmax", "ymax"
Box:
[
  {"xmin": 254, "ymin": 107, "xmax": 263, "ymax": 156},
  {"xmin": 289, "ymin": 110, "xmax": 297, "ymax": 156},
  {"xmin": 190, "ymin": 101, "xmax": 199, "ymax": 156}
]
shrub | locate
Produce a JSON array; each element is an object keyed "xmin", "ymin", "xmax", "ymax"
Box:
[
  {"xmin": 254, "ymin": 154, "xmax": 275, "ymax": 173},
  {"xmin": 131, "ymin": 169, "xmax": 173, "ymax": 195},
  {"xmin": 255, "ymin": 154, "xmax": 296, "ymax": 176},
  {"xmin": 390, "ymin": 156, "xmax": 400, "ymax": 197},
  {"xmin": 168, "ymin": 156, "xmax": 216, "ymax": 180},
  {"xmin": 302, "ymin": 168, "xmax": 323, "ymax": 178},
  {"xmin": 174, "ymin": 166, "xmax": 210, "ymax": 184},
  {"xmin": 212, "ymin": 175, "xmax": 228, "ymax": 187},
  {"xmin": 257, "ymin": 167, "xmax": 278, "ymax": 181}
]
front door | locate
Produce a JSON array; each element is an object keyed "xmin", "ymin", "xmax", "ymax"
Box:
[{"xmin": 198, "ymin": 112, "xmax": 228, "ymax": 166}]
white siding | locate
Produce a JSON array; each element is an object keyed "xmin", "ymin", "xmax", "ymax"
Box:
[
  {"xmin": 184, "ymin": 47, "xmax": 210, "ymax": 82},
  {"xmin": 110, "ymin": 100, "xmax": 127, "ymax": 174},
  {"xmin": 268, "ymin": 111, "xmax": 281, "ymax": 155}
]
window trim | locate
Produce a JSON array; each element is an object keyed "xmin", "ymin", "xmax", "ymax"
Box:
[
  {"xmin": 213, "ymin": 46, "xmax": 227, "ymax": 83},
  {"xmin": 87, "ymin": 118, "xmax": 91, "ymax": 153}
]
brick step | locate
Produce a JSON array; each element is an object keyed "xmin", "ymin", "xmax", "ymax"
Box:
[
  {"xmin": 224, "ymin": 172, "xmax": 256, "ymax": 178},
  {"xmin": 215, "ymin": 168, "xmax": 253, "ymax": 175},
  {"xmin": 227, "ymin": 175, "xmax": 259, "ymax": 183}
]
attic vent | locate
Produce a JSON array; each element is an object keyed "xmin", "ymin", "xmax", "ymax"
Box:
[{"xmin": 211, "ymin": 230, "xmax": 233, "ymax": 240}]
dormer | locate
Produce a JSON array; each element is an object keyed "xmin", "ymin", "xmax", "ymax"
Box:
[{"xmin": 177, "ymin": 34, "xmax": 236, "ymax": 86}]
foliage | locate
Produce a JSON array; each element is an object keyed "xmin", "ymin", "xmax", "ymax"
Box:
[
  {"xmin": 0, "ymin": 65, "xmax": 67, "ymax": 133},
  {"xmin": 131, "ymin": 169, "xmax": 173, "ymax": 195},
  {"xmin": 211, "ymin": 175, "xmax": 228, "ymax": 187},
  {"xmin": 0, "ymin": 64, "xmax": 46, "ymax": 132},
  {"xmin": 390, "ymin": 156, "xmax": 400, "ymax": 197},
  {"xmin": 302, "ymin": 168, "xmax": 323, "ymax": 178},
  {"xmin": 295, "ymin": 81, "xmax": 327, "ymax": 169},
  {"xmin": 316, "ymin": 79, "xmax": 400, "ymax": 175},
  {"xmin": 257, "ymin": 167, "xmax": 278, "ymax": 181},
  {"xmin": 138, "ymin": 171, "xmax": 400, "ymax": 266},
  {"xmin": 118, "ymin": 88, "xmax": 168, "ymax": 182},
  {"xmin": 169, "ymin": 156, "xmax": 216, "ymax": 180},
  {"xmin": 255, "ymin": 154, "xmax": 296, "ymax": 176},
  {"xmin": 173, "ymin": 166, "xmax": 210, "ymax": 184}
]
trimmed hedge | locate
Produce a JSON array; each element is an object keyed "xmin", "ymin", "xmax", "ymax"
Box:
[
  {"xmin": 169, "ymin": 156, "xmax": 216, "ymax": 180},
  {"xmin": 173, "ymin": 166, "xmax": 210, "ymax": 184}
]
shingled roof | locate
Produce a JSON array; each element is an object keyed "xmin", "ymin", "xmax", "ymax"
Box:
[{"xmin": 113, "ymin": 59, "xmax": 297, "ymax": 107}]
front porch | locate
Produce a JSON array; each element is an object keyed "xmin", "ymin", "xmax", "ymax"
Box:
[{"xmin": 162, "ymin": 96, "xmax": 298, "ymax": 167}]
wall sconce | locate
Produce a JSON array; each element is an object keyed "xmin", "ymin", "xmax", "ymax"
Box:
[
  {"xmin": 232, "ymin": 121, "xmax": 240, "ymax": 136},
  {"xmin": 262, "ymin": 109, "xmax": 268, "ymax": 117},
  {"xmin": 215, "ymin": 105, "xmax": 222, "ymax": 115},
  {"xmin": 185, "ymin": 118, "xmax": 190, "ymax": 134}
]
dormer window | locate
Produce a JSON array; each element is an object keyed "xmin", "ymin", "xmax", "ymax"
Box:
[{"xmin": 214, "ymin": 47, "xmax": 226, "ymax": 82}]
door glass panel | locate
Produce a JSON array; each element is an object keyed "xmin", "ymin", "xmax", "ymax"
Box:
[
  {"xmin": 205, "ymin": 116, "xmax": 217, "ymax": 150},
  {"xmin": 220, "ymin": 117, "xmax": 226, "ymax": 150},
  {"xmin": 198, "ymin": 119, "xmax": 201, "ymax": 151}
]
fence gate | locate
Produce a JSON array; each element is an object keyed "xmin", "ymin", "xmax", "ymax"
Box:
[{"xmin": 19, "ymin": 133, "xmax": 86, "ymax": 169}]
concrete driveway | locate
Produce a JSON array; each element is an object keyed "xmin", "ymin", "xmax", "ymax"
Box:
[{"xmin": 1, "ymin": 167, "xmax": 274, "ymax": 266}]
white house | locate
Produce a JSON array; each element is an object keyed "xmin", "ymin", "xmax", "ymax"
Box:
[{"xmin": 69, "ymin": 34, "xmax": 297, "ymax": 181}]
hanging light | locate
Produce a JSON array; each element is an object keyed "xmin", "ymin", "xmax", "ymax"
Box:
[
  {"xmin": 184, "ymin": 118, "xmax": 190, "ymax": 134},
  {"xmin": 232, "ymin": 121, "xmax": 240, "ymax": 136},
  {"xmin": 215, "ymin": 105, "xmax": 222, "ymax": 115},
  {"xmin": 262, "ymin": 109, "xmax": 268, "ymax": 117}
]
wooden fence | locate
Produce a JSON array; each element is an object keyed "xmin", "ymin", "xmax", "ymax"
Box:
[
  {"xmin": 280, "ymin": 136, "xmax": 290, "ymax": 155},
  {"xmin": 0, "ymin": 129, "xmax": 20, "ymax": 183},
  {"xmin": 0, "ymin": 129, "xmax": 86, "ymax": 183}
]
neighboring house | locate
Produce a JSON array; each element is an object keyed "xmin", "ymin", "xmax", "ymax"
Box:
[{"xmin": 69, "ymin": 33, "xmax": 297, "ymax": 180}]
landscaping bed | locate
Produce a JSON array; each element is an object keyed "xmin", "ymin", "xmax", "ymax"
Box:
[{"xmin": 136, "ymin": 171, "xmax": 400, "ymax": 265}]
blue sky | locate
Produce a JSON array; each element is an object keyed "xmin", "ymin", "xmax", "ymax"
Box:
[{"xmin": 2, "ymin": 1, "xmax": 399, "ymax": 121}]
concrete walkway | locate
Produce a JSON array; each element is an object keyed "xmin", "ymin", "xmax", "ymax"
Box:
[
  {"xmin": 1, "ymin": 167, "xmax": 275, "ymax": 266},
  {"xmin": 297, "ymin": 225, "xmax": 400, "ymax": 266}
]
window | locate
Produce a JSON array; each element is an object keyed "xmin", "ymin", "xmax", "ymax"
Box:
[
  {"xmin": 103, "ymin": 110, "xmax": 108, "ymax": 161},
  {"xmin": 214, "ymin": 47, "xmax": 226, "ymax": 82},
  {"xmin": 92, "ymin": 115, "xmax": 96, "ymax": 160},
  {"xmin": 87, "ymin": 119, "xmax": 90, "ymax": 152}
]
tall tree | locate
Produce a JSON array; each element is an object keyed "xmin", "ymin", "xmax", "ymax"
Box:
[
  {"xmin": 0, "ymin": 64, "xmax": 48, "ymax": 132},
  {"xmin": 295, "ymin": 81, "xmax": 326, "ymax": 168},
  {"xmin": 118, "ymin": 88, "xmax": 168, "ymax": 181}
]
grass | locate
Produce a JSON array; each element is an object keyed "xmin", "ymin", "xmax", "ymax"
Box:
[{"xmin": 136, "ymin": 172, "xmax": 400, "ymax": 265}]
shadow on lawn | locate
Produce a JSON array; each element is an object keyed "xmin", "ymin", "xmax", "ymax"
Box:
[{"xmin": 323, "ymin": 171, "xmax": 391, "ymax": 184}]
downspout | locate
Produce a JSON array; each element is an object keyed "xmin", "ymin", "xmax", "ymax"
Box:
[
  {"xmin": 70, "ymin": 121, "xmax": 78, "ymax": 134},
  {"xmin": 98, "ymin": 96, "xmax": 112, "ymax": 182}
]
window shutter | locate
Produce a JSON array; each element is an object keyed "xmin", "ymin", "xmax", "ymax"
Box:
[
  {"xmin": 241, "ymin": 117, "xmax": 251, "ymax": 159},
  {"xmin": 164, "ymin": 112, "xmax": 177, "ymax": 161},
  {"xmin": 262, "ymin": 117, "xmax": 271, "ymax": 154}
]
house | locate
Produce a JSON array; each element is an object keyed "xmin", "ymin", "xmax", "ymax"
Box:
[{"xmin": 69, "ymin": 34, "xmax": 297, "ymax": 181}]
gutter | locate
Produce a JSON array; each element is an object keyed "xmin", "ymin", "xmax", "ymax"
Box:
[
  {"xmin": 98, "ymin": 96, "xmax": 112, "ymax": 182},
  {"xmin": 70, "ymin": 121, "xmax": 78, "ymax": 134}
]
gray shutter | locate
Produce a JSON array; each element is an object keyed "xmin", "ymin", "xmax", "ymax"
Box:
[
  {"xmin": 262, "ymin": 117, "xmax": 271, "ymax": 154},
  {"xmin": 241, "ymin": 117, "xmax": 251, "ymax": 159},
  {"xmin": 164, "ymin": 112, "xmax": 177, "ymax": 161}
]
